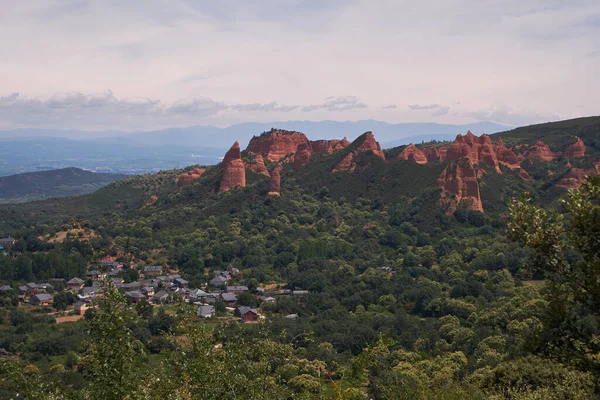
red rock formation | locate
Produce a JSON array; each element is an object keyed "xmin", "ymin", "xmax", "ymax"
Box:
[
  {"xmin": 246, "ymin": 129, "xmax": 311, "ymax": 162},
  {"xmin": 245, "ymin": 153, "xmax": 269, "ymax": 176},
  {"xmin": 356, "ymin": 132, "xmax": 385, "ymax": 159},
  {"xmin": 523, "ymin": 141, "xmax": 556, "ymax": 162},
  {"xmin": 494, "ymin": 138, "xmax": 520, "ymax": 169},
  {"xmin": 397, "ymin": 144, "xmax": 428, "ymax": 164},
  {"xmin": 438, "ymin": 159, "xmax": 484, "ymax": 214},
  {"xmin": 563, "ymin": 138, "xmax": 586, "ymax": 158},
  {"xmin": 219, "ymin": 142, "xmax": 246, "ymax": 193},
  {"xmin": 445, "ymin": 131, "xmax": 501, "ymax": 173},
  {"xmin": 176, "ymin": 167, "xmax": 206, "ymax": 188},
  {"xmin": 267, "ymin": 165, "xmax": 281, "ymax": 196},
  {"xmin": 332, "ymin": 153, "xmax": 356, "ymax": 173},
  {"xmin": 422, "ymin": 147, "xmax": 441, "ymax": 162},
  {"xmin": 293, "ymin": 143, "xmax": 312, "ymax": 170},
  {"xmin": 311, "ymin": 140, "xmax": 333, "ymax": 154},
  {"xmin": 557, "ymin": 168, "xmax": 589, "ymax": 189},
  {"xmin": 518, "ymin": 169, "xmax": 533, "ymax": 182}
]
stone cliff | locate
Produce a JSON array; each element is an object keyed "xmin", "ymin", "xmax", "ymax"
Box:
[
  {"xmin": 438, "ymin": 159, "xmax": 484, "ymax": 214},
  {"xmin": 219, "ymin": 142, "xmax": 246, "ymax": 193},
  {"xmin": 246, "ymin": 129, "xmax": 311, "ymax": 162}
]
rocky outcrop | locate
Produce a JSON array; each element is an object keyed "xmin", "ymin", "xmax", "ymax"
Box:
[
  {"xmin": 444, "ymin": 131, "xmax": 501, "ymax": 173},
  {"xmin": 219, "ymin": 142, "xmax": 246, "ymax": 193},
  {"xmin": 563, "ymin": 138, "xmax": 586, "ymax": 158},
  {"xmin": 331, "ymin": 137, "xmax": 351, "ymax": 150},
  {"xmin": 557, "ymin": 168, "xmax": 589, "ymax": 189},
  {"xmin": 438, "ymin": 159, "xmax": 484, "ymax": 214},
  {"xmin": 267, "ymin": 165, "xmax": 282, "ymax": 196},
  {"xmin": 311, "ymin": 140, "xmax": 333, "ymax": 154},
  {"xmin": 518, "ymin": 168, "xmax": 533, "ymax": 182},
  {"xmin": 246, "ymin": 129, "xmax": 311, "ymax": 162},
  {"xmin": 356, "ymin": 132, "xmax": 385, "ymax": 159},
  {"xmin": 494, "ymin": 138, "xmax": 520, "ymax": 169},
  {"xmin": 245, "ymin": 153, "xmax": 269, "ymax": 176},
  {"xmin": 176, "ymin": 168, "xmax": 206, "ymax": 188},
  {"xmin": 293, "ymin": 143, "xmax": 312, "ymax": 170},
  {"xmin": 422, "ymin": 147, "xmax": 441, "ymax": 162},
  {"xmin": 557, "ymin": 166, "xmax": 598, "ymax": 189},
  {"xmin": 332, "ymin": 132, "xmax": 385, "ymax": 172},
  {"xmin": 332, "ymin": 153, "xmax": 356, "ymax": 173},
  {"xmin": 523, "ymin": 141, "xmax": 556, "ymax": 162},
  {"xmin": 397, "ymin": 144, "xmax": 428, "ymax": 164}
]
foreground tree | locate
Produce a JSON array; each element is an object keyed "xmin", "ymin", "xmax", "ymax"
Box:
[{"xmin": 508, "ymin": 175, "xmax": 600, "ymax": 375}]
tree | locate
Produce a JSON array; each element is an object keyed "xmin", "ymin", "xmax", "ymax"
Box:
[
  {"xmin": 508, "ymin": 176, "xmax": 600, "ymax": 373},
  {"xmin": 53, "ymin": 291, "xmax": 75, "ymax": 311}
]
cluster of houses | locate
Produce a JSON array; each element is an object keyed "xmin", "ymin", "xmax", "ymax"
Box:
[{"xmin": 0, "ymin": 259, "xmax": 308, "ymax": 323}]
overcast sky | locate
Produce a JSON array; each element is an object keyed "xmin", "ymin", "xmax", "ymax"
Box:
[{"xmin": 0, "ymin": 0, "xmax": 599, "ymax": 130}]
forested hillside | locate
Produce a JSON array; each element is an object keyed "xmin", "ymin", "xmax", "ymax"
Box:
[
  {"xmin": 0, "ymin": 168, "xmax": 125, "ymax": 204},
  {"xmin": 0, "ymin": 117, "xmax": 599, "ymax": 399}
]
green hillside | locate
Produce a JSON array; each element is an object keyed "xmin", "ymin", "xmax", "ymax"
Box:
[{"xmin": 0, "ymin": 167, "xmax": 125, "ymax": 204}]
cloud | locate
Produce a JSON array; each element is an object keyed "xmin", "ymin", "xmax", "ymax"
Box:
[
  {"xmin": 382, "ymin": 104, "xmax": 397, "ymax": 109},
  {"xmin": 408, "ymin": 104, "xmax": 450, "ymax": 116},
  {"xmin": 0, "ymin": 91, "xmax": 369, "ymax": 130},
  {"xmin": 464, "ymin": 104, "xmax": 560, "ymax": 126}
]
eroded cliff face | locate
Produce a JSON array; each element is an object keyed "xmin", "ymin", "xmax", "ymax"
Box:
[
  {"xmin": 356, "ymin": 132, "xmax": 385, "ymax": 159},
  {"xmin": 176, "ymin": 168, "xmax": 206, "ymax": 188},
  {"xmin": 245, "ymin": 153, "xmax": 269, "ymax": 176},
  {"xmin": 397, "ymin": 144, "xmax": 428, "ymax": 164},
  {"xmin": 494, "ymin": 138, "xmax": 520, "ymax": 169},
  {"xmin": 443, "ymin": 132, "xmax": 501, "ymax": 173},
  {"xmin": 557, "ymin": 166, "xmax": 598, "ymax": 189},
  {"xmin": 293, "ymin": 143, "xmax": 312, "ymax": 170},
  {"xmin": 246, "ymin": 130, "xmax": 311, "ymax": 162},
  {"xmin": 219, "ymin": 142, "xmax": 246, "ymax": 193},
  {"xmin": 311, "ymin": 140, "xmax": 333, "ymax": 154},
  {"xmin": 522, "ymin": 141, "xmax": 557, "ymax": 162},
  {"xmin": 563, "ymin": 138, "xmax": 586, "ymax": 158},
  {"xmin": 423, "ymin": 147, "xmax": 441, "ymax": 162},
  {"xmin": 332, "ymin": 153, "xmax": 356, "ymax": 173},
  {"xmin": 438, "ymin": 159, "xmax": 484, "ymax": 214},
  {"xmin": 332, "ymin": 132, "xmax": 384, "ymax": 172},
  {"xmin": 267, "ymin": 165, "xmax": 282, "ymax": 196}
]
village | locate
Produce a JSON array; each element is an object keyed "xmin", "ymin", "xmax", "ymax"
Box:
[{"xmin": 0, "ymin": 248, "xmax": 305, "ymax": 324}]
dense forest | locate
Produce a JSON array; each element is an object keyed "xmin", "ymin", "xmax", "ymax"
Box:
[{"xmin": 0, "ymin": 118, "xmax": 599, "ymax": 399}]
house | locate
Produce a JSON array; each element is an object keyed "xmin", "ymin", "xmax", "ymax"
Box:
[
  {"xmin": 101, "ymin": 261, "xmax": 123, "ymax": 270},
  {"xmin": 153, "ymin": 290, "xmax": 170, "ymax": 304},
  {"xmin": 141, "ymin": 287, "xmax": 155, "ymax": 298},
  {"xmin": 173, "ymin": 278, "xmax": 189, "ymax": 288},
  {"xmin": 188, "ymin": 288, "xmax": 210, "ymax": 302},
  {"xmin": 67, "ymin": 278, "xmax": 85, "ymax": 291},
  {"xmin": 74, "ymin": 301, "xmax": 90, "ymax": 315},
  {"xmin": 0, "ymin": 285, "xmax": 14, "ymax": 294},
  {"xmin": 236, "ymin": 306, "xmax": 259, "ymax": 323},
  {"xmin": 292, "ymin": 290, "xmax": 309, "ymax": 296},
  {"xmin": 166, "ymin": 274, "xmax": 181, "ymax": 282},
  {"xmin": 0, "ymin": 238, "xmax": 15, "ymax": 249},
  {"xmin": 79, "ymin": 286, "xmax": 101, "ymax": 300},
  {"xmin": 284, "ymin": 314, "xmax": 299, "ymax": 320},
  {"xmin": 30, "ymin": 293, "xmax": 53, "ymax": 306},
  {"xmin": 197, "ymin": 305, "xmax": 216, "ymax": 318},
  {"xmin": 125, "ymin": 291, "xmax": 146, "ymax": 304},
  {"xmin": 143, "ymin": 266, "xmax": 163, "ymax": 277},
  {"xmin": 210, "ymin": 276, "xmax": 228, "ymax": 286},
  {"xmin": 214, "ymin": 270, "xmax": 232, "ymax": 279},
  {"xmin": 260, "ymin": 296, "xmax": 276, "ymax": 303},
  {"xmin": 86, "ymin": 270, "xmax": 104, "ymax": 280},
  {"xmin": 218, "ymin": 292, "xmax": 237, "ymax": 305},
  {"xmin": 37, "ymin": 283, "xmax": 53, "ymax": 291},
  {"xmin": 226, "ymin": 286, "xmax": 249, "ymax": 294},
  {"xmin": 109, "ymin": 277, "xmax": 124, "ymax": 285}
]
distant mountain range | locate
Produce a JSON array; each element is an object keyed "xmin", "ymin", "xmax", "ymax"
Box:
[
  {"xmin": 0, "ymin": 167, "xmax": 125, "ymax": 204},
  {"xmin": 0, "ymin": 120, "xmax": 512, "ymax": 176}
]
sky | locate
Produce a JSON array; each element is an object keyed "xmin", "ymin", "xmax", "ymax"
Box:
[{"xmin": 0, "ymin": 0, "xmax": 599, "ymax": 131}]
